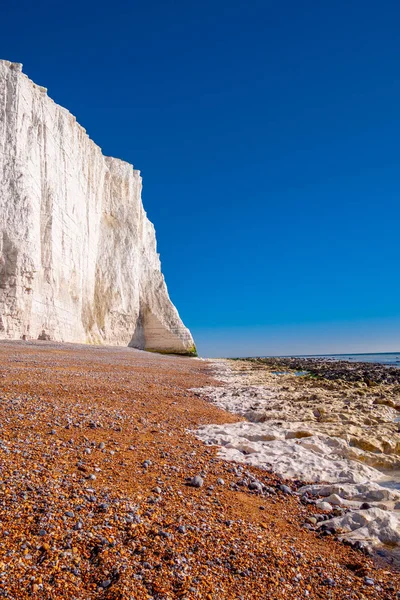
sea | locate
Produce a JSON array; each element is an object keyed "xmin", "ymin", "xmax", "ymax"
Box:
[{"xmin": 299, "ymin": 352, "xmax": 400, "ymax": 367}]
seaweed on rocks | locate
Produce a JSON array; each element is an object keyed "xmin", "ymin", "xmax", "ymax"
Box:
[{"xmin": 243, "ymin": 356, "xmax": 400, "ymax": 386}]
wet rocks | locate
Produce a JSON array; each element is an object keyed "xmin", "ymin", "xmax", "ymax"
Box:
[{"xmin": 248, "ymin": 356, "xmax": 400, "ymax": 386}]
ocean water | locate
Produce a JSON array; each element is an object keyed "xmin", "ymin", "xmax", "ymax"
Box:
[
  {"xmin": 301, "ymin": 352, "xmax": 400, "ymax": 366},
  {"xmin": 272, "ymin": 370, "xmax": 309, "ymax": 376}
]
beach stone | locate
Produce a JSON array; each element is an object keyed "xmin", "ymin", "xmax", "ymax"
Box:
[
  {"xmin": 248, "ymin": 480, "xmax": 262, "ymax": 491},
  {"xmin": 316, "ymin": 501, "xmax": 333, "ymax": 512},
  {"xmin": 324, "ymin": 494, "xmax": 344, "ymax": 506},
  {"xmin": 188, "ymin": 476, "xmax": 204, "ymax": 488}
]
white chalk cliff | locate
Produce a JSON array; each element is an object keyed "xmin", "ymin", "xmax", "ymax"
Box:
[{"xmin": 0, "ymin": 60, "xmax": 196, "ymax": 355}]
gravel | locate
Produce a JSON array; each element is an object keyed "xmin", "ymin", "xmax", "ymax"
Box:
[{"xmin": 0, "ymin": 340, "xmax": 397, "ymax": 599}]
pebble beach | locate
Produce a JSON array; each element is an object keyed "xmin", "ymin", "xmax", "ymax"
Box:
[{"xmin": 0, "ymin": 341, "xmax": 399, "ymax": 599}]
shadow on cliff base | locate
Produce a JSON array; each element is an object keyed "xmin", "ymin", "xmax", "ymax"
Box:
[{"xmin": 128, "ymin": 309, "xmax": 197, "ymax": 357}]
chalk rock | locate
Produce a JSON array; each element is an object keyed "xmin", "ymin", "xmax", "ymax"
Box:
[
  {"xmin": 196, "ymin": 421, "xmax": 381, "ymax": 483},
  {"xmin": 315, "ymin": 500, "xmax": 333, "ymax": 511},
  {"xmin": 319, "ymin": 507, "xmax": 400, "ymax": 547},
  {"xmin": 299, "ymin": 482, "xmax": 400, "ymax": 503},
  {"xmin": 324, "ymin": 494, "xmax": 344, "ymax": 506},
  {"xmin": 195, "ymin": 359, "xmax": 400, "ymax": 554},
  {"xmin": 0, "ymin": 61, "xmax": 195, "ymax": 354}
]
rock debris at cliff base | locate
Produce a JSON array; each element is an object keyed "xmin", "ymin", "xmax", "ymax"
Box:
[
  {"xmin": 0, "ymin": 342, "xmax": 399, "ymax": 599},
  {"xmin": 0, "ymin": 59, "xmax": 195, "ymax": 355}
]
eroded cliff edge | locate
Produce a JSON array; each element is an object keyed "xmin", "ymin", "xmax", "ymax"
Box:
[{"xmin": 0, "ymin": 60, "xmax": 196, "ymax": 355}]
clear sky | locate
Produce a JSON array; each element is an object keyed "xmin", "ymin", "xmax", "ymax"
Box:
[{"xmin": 2, "ymin": 0, "xmax": 399, "ymax": 357}]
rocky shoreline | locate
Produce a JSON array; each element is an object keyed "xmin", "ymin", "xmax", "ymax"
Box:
[
  {"xmin": 194, "ymin": 357, "xmax": 400, "ymax": 565},
  {"xmin": 243, "ymin": 356, "xmax": 400, "ymax": 385}
]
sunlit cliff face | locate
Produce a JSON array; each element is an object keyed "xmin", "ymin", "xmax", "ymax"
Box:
[{"xmin": 0, "ymin": 60, "xmax": 195, "ymax": 355}]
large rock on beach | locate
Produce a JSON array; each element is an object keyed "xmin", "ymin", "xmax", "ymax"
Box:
[{"xmin": 0, "ymin": 60, "xmax": 195, "ymax": 354}]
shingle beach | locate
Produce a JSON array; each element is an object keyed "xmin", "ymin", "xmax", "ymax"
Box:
[{"xmin": 0, "ymin": 341, "xmax": 399, "ymax": 599}]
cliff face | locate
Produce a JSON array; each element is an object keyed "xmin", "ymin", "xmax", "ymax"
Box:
[{"xmin": 0, "ymin": 60, "xmax": 196, "ymax": 355}]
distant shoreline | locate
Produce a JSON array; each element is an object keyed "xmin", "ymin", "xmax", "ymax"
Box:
[
  {"xmin": 236, "ymin": 355, "xmax": 400, "ymax": 383},
  {"xmin": 229, "ymin": 352, "xmax": 400, "ymax": 368}
]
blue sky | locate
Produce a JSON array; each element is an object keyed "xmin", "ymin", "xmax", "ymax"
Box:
[{"xmin": 2, "ymin": 0, "xmax": 399, "ymax": 357}]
